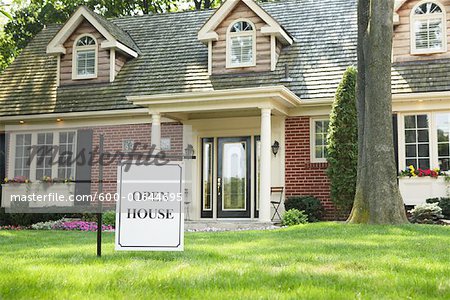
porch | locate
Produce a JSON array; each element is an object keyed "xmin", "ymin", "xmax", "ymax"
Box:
[{"xmin": 128, "ymin": 86, "xmax": 302, "ymax": 222}]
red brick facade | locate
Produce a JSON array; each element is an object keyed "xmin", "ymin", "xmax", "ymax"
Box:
[
  {"xmin": 285, "ymin": 116, "xmax": 336, "ymax": 218},
  {"xmin": 90, "ymin": 123, "xmax": 183, "ymax": 209}
]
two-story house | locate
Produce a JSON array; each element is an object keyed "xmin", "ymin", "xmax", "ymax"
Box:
[{"xmin": 1, "ymin": 0, "xmax": 450, "ymax": 221}]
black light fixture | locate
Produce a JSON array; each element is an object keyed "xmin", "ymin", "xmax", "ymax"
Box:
[
  {"xmin": 185, "ymin": 144, "xmax": 195, "ymax": 157},
  {"xmin": 272, "ymin": 141, "xmax": 280, "ymax": 156}
]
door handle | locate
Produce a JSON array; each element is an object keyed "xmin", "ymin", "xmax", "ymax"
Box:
[{"xmin": 217, "ymin": 177, "xmax": 222, "ymax": 196}]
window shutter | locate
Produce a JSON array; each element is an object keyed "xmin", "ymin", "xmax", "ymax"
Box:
[
  {"xmin": 231, "ymin": 36, "xmax": 253, "ymax": 65},
  {"xmin": 392, "ymin": 114, "xmax": 399, "ymax": 173},
  {"xmin": 74, "ymin": 129, "xmax": 93, "ymax": 203},
  {"xmin": 0, "ymin": 134, "xmax": 5, "ymax": 207},
  {"xmin": 414, "ymin": 18, "xmax": 443, "ymax": 50}
]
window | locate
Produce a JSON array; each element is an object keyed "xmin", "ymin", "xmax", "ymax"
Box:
[
  {"xmin": 202, "ymin": 141, "xmax": 213, "ymax": 212},
  {"xmin": 404, "ymin": 115, "xmax": 431, "ymax": 169},
  {"xmin": 311, "ymin": 119, "xmax": 330, "ymax": 162},
  {"xmin": 73, "ymin": 35, "xmax": 97, "ymax": 79},
  {"xmin": 227, "ymin": 20, "xmax": 256, "ymax": 68},
  {"xmin": 12, "ymin": 131, "xmax": 77, "ymax": 181},
  {"xmin": 437, "ymin": 113, "xmax": 450, "ymax": 171},
  {"xmin": 36, "ymin": 133, "xmax": 54, "ymax": 180},
  {"xmin": 411, "ymin": 2, "xmax": 446, "ymax": 54},
  {"xmin": 58, "ymin": 132, "xmax": 76, "ymax": 179},
  {"xmin": 14, "ymin": 134, "xmax": 32, "ymax": 178}
]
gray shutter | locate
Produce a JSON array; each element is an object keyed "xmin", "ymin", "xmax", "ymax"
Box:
[
  {"xmin": 75, "ymin": 129, "xmax": 93, "ymax": 200},
  {"xmin": 0, "ymin": 134, "xmax": 5, "ymax": 207},
  {"xmin": 393, "ymin": 114, "xmax": 399, "ymax": 173}
]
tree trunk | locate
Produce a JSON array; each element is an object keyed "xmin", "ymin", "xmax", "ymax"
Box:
[
  {"xmin": 347, "ymin": 0, "xmax": 408, "ymax": 224},
  {"xmin": 142, "ymin": 0, "xmax": 149, "ymax": 14}
]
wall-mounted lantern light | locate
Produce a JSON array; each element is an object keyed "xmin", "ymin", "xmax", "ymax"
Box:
[
  {"xmin": 272, "ymin": 141, "xmax": 280, "ymax": 156},
  {"xmin": 185, "ymin": 144, "xmax": 195, "ymax": 157}
]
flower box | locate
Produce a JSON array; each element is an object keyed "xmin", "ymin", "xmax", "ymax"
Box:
[
  {"xmin": 1, "ymin": 183, "xmax": 32, "ymax": 208},
  {"xmin": 31, "ymin": 183, "xmax": 76, "ymax": 208},
  {"xmin": 399, "ymin": 177, "xmax": 448, "ymax": 206},
  {"xmin": 1, "ymin": 183, "xmax": 76, "ymax": 209}
]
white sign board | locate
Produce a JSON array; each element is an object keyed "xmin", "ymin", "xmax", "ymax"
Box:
[{"xmin": 115, "ymin": 162, "xmax": 184, "ymax": 251}]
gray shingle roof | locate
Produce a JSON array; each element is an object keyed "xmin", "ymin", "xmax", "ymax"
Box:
[
  {"xmin": 0, "ymin": 0, "xmax": 449, "ymax": 117},
  {"xmin": 85, "ymin": 6, "xmax": 140, "ymax": 53}
]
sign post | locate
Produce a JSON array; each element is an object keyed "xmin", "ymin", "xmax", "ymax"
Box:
[
  {"xmin": 97, "ymin": 134, "xmax": 104, "ymax": 257},
  {"xmin": 115, "ymin": 162, "xmax": 184, "ymax": 251}
]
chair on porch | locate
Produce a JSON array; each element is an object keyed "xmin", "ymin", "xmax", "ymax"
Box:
[{"xmin": 270, "ymin": 187, "xmax": 284, "ymax": 222}]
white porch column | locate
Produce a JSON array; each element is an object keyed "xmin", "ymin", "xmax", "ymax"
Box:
[
  {"xmin": 259, "ymin": 108, "xmax": 272, "ymax": 223},
  {"xmin": 151, "ymin": 113, "xmax": 161, "ymax": 150}
]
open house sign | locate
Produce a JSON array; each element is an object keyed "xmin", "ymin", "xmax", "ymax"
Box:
[{"xmin": 115, "ymin": 163, "xmax": 184, "ymax": 251}]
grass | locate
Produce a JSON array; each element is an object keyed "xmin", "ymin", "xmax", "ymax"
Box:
[{"xmin": 0, "ymin": 223, "xmax": 449, "ymax": 299}]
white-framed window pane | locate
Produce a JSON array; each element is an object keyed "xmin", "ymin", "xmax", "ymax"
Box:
[
  {"xmin": 202, "ymin": 142, "xmax": 213, "ymax": 211},
  {"xmin": 231, "ymin": 35, "xmax": 253, "ymax": 65},
  {"xmin": 437, "ymin": 113, "xmax": 450, "ymax": 171},
  {"xmin": 76, "ymin": 36, "xmax": 95, "ymax": 46},
  {"xmin": 313, "ymin": 120, "xmax": 330, "ymax": 160},
  {"xmin": 77, "ymin": 50, "xmax": 95, "ymax": 76},
  {"xmin": 58, "ymin": 132, "xmax": 76, "ymax": 179},
  {"xmin": 14, "ymin": 134, "xmax": 32, "ymax": 178},
  {"xmin": 404, "ymin": 115, "xmax": 430, "ymax": 169},
  {"xmin": 415, "ymin": 19, "xmax": 443, "ymax": 50},
  {"xmin": 36, "ymin": 133, "xmax": 54, "ymax": 180}
]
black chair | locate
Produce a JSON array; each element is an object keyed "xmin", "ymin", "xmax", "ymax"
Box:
[{"xmin": 270, "ymin": 187, "xmax": 284, "ymax": 221}]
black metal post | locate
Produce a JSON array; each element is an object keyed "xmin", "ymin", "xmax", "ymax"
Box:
[{"xmin": 97, "ymin": 134, "xmax": 104, "ymax": 257}]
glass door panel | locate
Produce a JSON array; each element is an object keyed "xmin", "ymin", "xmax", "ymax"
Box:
[
  {"xmin": 201, "ymin": 138, "xmax": 214, "ymax": 218},
  {"xmin": 217, "ymin": 137, "xmax": 251, "ymax": 218}
]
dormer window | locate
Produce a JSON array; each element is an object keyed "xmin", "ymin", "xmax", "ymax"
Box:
[
  {"xmin": 226, "ymin": 20, "xmax": 256, "ymax": 68},
  {"xmin": 72, "ymin": 35, "xmax": 97, "ymax": 79},
  {"xmin": 411, "ymin": 2, "xmax": 446, "ymax": 54}
]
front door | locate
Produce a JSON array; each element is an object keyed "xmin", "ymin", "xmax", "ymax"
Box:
[{"xmin": 217, "ymin": 137, "xmax": 251, "ymax": 218}]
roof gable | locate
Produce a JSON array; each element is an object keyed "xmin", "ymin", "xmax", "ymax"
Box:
[
  {"xmin": 198, "ymin": 0, "xmax": 293, "ymax": 45},
  {"xmin": 395, "ymin": 0, "xmax": 409, "ymax": 11},
  {"xmin": 46, "ymin": 6, "xmax": 139, "ymax": 58}
]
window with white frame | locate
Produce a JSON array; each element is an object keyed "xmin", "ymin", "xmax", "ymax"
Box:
[
  {"xmin": 36, "ymin": 133, "xmax": 54, "ymax": 180},
  {"xmin": 311, "ymin": 119, "xmax": 330, "ymax": 162},
  {"xmin": 404, "ymin": 114, "xmax": 430, "ymax": 170},
  {"xmin": 436, "ymin": 113, "xmax": 450, "ymax": 171},
  {"xmin": 227, "ymin": 20, "xmax": 256, "ymax": 68},
  {"xmin": 411, "ymin": 2, "xmax": 446, "ymax": 54},
  {"xmin": 73, "ymin": 35, "xmax": 97, "ymax": 79},
  {"xmin": 400, "ymin": 112, "xmax": 450, "ymax": 172},
  {"xmin": 14, "ymin": 134, "xmax": 32, "ymax": 178},
  {"xmin": 12, "ymin": 131, "xmax": 77, "ymax": 181},
  {"xmin": 58, "ymin": 132, "xmax": 76, "ymax": 179}
]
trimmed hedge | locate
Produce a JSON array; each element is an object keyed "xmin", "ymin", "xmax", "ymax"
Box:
[
  {"xmin": 0, "ymin": 208, "xmax": 65, "ymax": 226},
  {"xmin": 326, "ymin": 67, "xmax": 358, "ymax": 214}
]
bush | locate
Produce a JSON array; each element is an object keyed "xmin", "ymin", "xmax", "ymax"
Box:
[
  {"xmin": 281, "ymin": 209, "xmax": 308, "ymax": 226},
  {"xmin": 102, "ymin": 211, "xmax": 116, "ymax": 227},
  {"xmin": 426, "ymin": 197, "xmax": 450, "ymax": 219},
  {"xmin": 410, "ymin": 203, "xmax": 444, "ymax": 224},
  {"xmin": 284, "ymin": 196, "xmax": 323, "ymax": 222},
  {"xmin": 0, "ymin": 209, "xmax": 66, "ymax": 226},
  {"xmin": 326, "ymin": 67, "xmax": 358, "ymax": 214},
  {"xmin": 31, "ymin": 219, "xmax": 65, "ymax": 230}
]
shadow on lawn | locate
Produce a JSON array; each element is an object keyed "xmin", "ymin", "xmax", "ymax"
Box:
[
  {"xmin": 0, "ymin": 224, "xmax": 449, "ymax": 299},
  {"xmin": 3, "ymin": 224, "xmax": 447, "ymax": 268}
]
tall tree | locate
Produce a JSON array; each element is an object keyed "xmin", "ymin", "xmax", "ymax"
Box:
[
  {"xmin": 348, "ymin": 0, "xmax": 408, "ymax": 224},
  {"xmin": 193, "ymin": 0, "xmax": 220, "ymax": 10},
  {"xmin": 0, "ymin": 8, "xmax": 11, "ymax": 19},
  {"xmin": 327, "ymin": 67, "xmax": 358, "ymax": 215}
]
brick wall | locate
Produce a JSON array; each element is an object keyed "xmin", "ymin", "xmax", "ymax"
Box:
[
  {"xmin": 89, "ymin": 123, "xmax": 183, "ymax": 210},
  {"xmin": 285, "ymin": 116, "xmax": 337, "ymax": 219}
]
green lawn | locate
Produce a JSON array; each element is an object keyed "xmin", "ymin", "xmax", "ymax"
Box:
[{"xmin": 0, "ymin": 223, "xmax": 449, "ymax": 299}]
